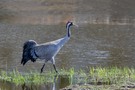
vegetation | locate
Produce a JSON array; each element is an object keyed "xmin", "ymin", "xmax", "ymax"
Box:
[
  {"xmin": 0, "ymin": 68, "xmax": 74, "ymax": 85},
  {"xmin": 1, "ymin": 67, "xmax": 135, "ymax": 89}
]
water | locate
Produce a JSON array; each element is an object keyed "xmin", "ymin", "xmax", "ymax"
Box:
[
  {"xmin": 0, "ymin": 0, "xmax": 135, "ymax": 89},
  {"xmin": 0, "ymin": 75, "xmax": 71, "ymax": 90},
  {"xmin": 0, "ymin": 23, "xmax": 134, "ymax": 71}
]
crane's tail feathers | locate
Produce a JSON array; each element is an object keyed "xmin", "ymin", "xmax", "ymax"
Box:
[
  {"xmin": 21, "ymin": 58, "xmax": 29, "ymax": 65},
  {"xmin": 21, "ymin": 40, "xmax": 37, "ymax": 65},
  {"xmin": 21, "ymin": 46, "xmax": 30, "ymax": 65},
  {"xmin": 21, "ymin": 51, "xmax": 36, "ymax": 65},
  {"xmin": 21, "ymin": 48, "xmax": 31, "ymax": 65}
]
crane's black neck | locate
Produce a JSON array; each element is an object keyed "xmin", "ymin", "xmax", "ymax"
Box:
[
  {"xmin": 66, "ymin": 25, "xmax": 71, "ymax": 37},
  {"xmin": 67, "ymin": 27, "xmax": 70, "ymax": 37},
  {"xmin": 66, "ymin": 21, "xmax": 73, "ymax": 37}
]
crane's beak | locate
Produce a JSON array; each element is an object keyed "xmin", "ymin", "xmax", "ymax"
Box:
[{"xmin": 73, "ymin": 23, "xmax": 79, "ymax": 28}]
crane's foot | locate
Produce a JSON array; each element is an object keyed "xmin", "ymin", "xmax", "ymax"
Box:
[
  {"xmin": 40, "ymin": 63, "xmax": 45, "ymax": 73},
  {"xmin": 40, "ymin": 68, "xmax": 43, "ymax": 73},
  {"xmin": 53, "ymin": 64, "xmax": 58, "ymax": 73},
  {"xmin": 55, "ymin": 70, "xmax": 58, "ymax": 74}
]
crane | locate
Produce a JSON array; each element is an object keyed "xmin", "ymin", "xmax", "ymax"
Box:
[{"xmin": 21, "ymin": 21, "xmax": 76, "ymax": 73}]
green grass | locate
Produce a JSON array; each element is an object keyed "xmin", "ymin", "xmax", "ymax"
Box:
[
  {"xmin": 0, "ymin": 68, "xmax": 74, "ymax": 85},
  {"xmin": 1, "ymin": 67, "xmax": 135, "ymax": 88},
  {"xmin": 89, "ymin": 67, "xmax": 135, "ymax": 85}
]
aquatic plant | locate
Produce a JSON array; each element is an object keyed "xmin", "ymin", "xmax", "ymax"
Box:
[
  {"xmin": 0, "ymin": 67, "xmax": 135, "ymax": 87},
  {"xmin": 0, "ymin": 68, "xmax": 75, "ymax": 85},
  {"xmin": 0, "ymin": 69, "xmax": 56, "ymax": 85}
]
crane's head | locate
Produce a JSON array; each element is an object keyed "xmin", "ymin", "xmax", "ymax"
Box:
[
  {"xmin": 66, "ymin": 21, "xmax": 78, "ymax": 29},
  {"xmin": 66, "ymin": 21, "xmax": 73, "ymax": 29}
]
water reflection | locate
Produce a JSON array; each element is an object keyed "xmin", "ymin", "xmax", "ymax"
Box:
[
  {"xmin": 21, "ymin": 76, "xmax": 57, "ymax": 90},
  {"xmin": 0, "ymin": 75, "xmax": 71, "ymax": 90},
  {"xmin": 22, "ymin": 75, "xmax": 71, "ymax": 90}
]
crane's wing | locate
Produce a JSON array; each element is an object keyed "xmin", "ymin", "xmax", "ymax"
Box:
[{"xmin": 34, "ymin": 43, "xmax": 59, "ymax": 60}]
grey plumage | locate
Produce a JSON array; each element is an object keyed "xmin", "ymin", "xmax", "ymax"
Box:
[{"xmin": 21, "ymin": 21, "xmax": 75, "ymax": 73}]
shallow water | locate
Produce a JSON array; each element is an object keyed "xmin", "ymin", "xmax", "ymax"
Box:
[{"xmin": 0, "ymin": 23, "xmax": 135, "ymax": 71}]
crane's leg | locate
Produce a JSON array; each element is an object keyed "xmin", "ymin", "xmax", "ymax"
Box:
[
  {"xmin": 52, "ymin": 58, "xmax": 58, "ymax": 73},
  {"xmin": 41, "ymin": 63, "xmax": 45, "ymax": 73},
  {"xmin": 53, "ymin": 64, "xmax": 58, "ymax": 73}
]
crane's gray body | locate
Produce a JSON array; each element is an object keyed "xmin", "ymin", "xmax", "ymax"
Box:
[{"xmin": 31, "ymin": 36, "xmax": 70, "ymax": 63}]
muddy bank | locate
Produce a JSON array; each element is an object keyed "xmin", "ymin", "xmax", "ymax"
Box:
[{"xmin": 61, "ymin": 84, "xmax": 135, "ymax": 90}]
